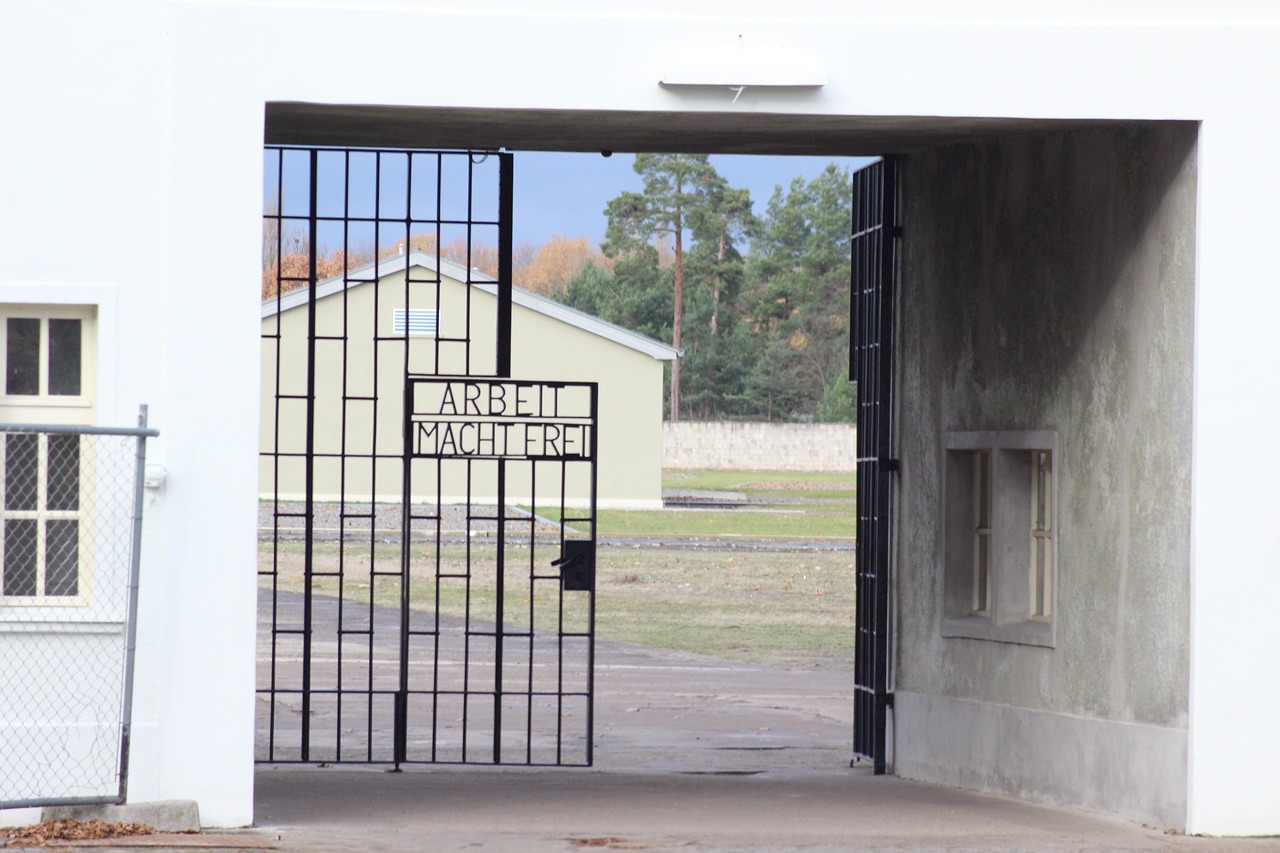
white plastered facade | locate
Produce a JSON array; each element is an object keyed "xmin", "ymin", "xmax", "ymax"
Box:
[{"xmin": 1, "ymin": 0, "xmax": 1278, "ymax": 835}]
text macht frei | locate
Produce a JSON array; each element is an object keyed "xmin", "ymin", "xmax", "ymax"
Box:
[{"xmin": 408, "ymin": 379, "xmax": 594, "ymax": 461}]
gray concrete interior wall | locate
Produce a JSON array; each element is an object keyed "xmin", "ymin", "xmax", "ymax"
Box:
[{"xmin": 893, "ymin": 124, "xmax": 1197, "ymax": 825}]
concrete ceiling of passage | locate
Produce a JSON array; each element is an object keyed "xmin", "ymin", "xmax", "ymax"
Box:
[{"xmin": 264, "ymin": 103, "xmax": 1137, "ymax": 155}]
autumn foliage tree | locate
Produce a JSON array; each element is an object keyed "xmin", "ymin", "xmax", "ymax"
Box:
[
  {"xmin": 515, "ymin": 234, "xmax": 604, "ymax": 296},
  {"xmin": 261, "ymin": 229, "xmax": 503, "ymax": 299}
]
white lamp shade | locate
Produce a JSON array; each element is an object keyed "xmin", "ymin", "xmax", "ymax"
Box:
[{"xmin": 661, "ymin": 41, "xmax": 828, "ymax": 88}]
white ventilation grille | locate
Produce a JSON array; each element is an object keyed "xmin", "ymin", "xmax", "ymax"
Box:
[{"xmin": 392, "ymin": 308, "xmax": 438, "ymax": 336}]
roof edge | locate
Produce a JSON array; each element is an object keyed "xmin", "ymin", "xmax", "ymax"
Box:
[{"xmin": 261, "ymin": 251, "xmax": 681, "ymax": 361}]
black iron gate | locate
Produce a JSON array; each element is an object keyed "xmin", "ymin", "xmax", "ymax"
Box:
[
  {"xmin": 851, "ymin": 157, "xmax": 899, "ymax": 773},
  {"xmin": 258, "ymin": 146, "xmax": 597, "ymax": 766}
]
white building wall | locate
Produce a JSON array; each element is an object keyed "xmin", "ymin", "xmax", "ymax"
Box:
[{"xmin": 2, "ymin": 0, "xmax": 1278, "ymax": 834}]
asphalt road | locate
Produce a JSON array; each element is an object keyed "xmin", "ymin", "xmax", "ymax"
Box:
[{"xmin": 255, "ymin": 588, "xmax": 853, "ymax": 771}]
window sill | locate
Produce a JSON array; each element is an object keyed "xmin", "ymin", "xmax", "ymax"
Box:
[
  {"xmin": 1, "ymin": 597, "xmax": 90, "ymax": 608},
  {"xmin": 942, "ymin": 615, "xmax": 1055, "ymax": 648},
  {"xmin": 0, "ymin": 618, "xmax": 123, "ymax": 634},
  {"xmin": 0, "ymin": 395, "xmax": 93, "ymax": 409}
]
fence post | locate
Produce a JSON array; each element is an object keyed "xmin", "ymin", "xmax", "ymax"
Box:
[{"xmin": 116, "ymin": 405, "xmax": 151, "ymax": 803}]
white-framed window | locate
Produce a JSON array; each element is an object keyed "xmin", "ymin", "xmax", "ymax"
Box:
[
  {"xmin": 1, "ymin": 303, "xmax": 98, "ymax": 606},
  {"xmin": 1, "ymin": 431, "xmax": 85, "ymax": 603},
  {"xmin": 1, "ymin": 304, "xmax": 96, "ymax": 412},
  {"xmin": 942, "ymin": 431, "xmax": 1057, "ymax": 647},
  {"xmin": 392, "ymin": 308, "xmax": 438, "ymax": 337}
]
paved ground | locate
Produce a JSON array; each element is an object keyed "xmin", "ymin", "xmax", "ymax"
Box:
[
  {"xmin": 20, "ymin": 508, "xmax": 1264, "ymax": 850},
  {"xmin": 245, "ymin": 636, "xmax": 1280, "ymax": 853},
  {"xmin": 32, "ymin": 635, "xmax": 1280, "ymax": 852},
  {"xmin": 256, "ymin": 585, "xmax": 853, "ymax": 767},
  {"xmin": 254, "ymin": 765, "xmax": 1280, "ymax": 853},
  {"xmin": 223, "ymin": 523, "xmax": 1280, "ymax": 852}
]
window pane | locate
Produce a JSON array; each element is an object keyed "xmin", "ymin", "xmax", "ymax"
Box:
[
  {"xmin": 3, "ymin": 518, "xmax": 38, "ymax": 596},
  {"xmin": 975, "ymin": 451, "xmax": 991, "ymax": 528},
  {"xmin": 4, "ymin": 433, "xmax": 39, "ymax": 511},
  {"xmin": 48, "ymin": 318, "xmax": 82, "ymax": 396},
  {"xmin": 46, "ymin": 434, "xmax": 80, "ymax": 511},
  {"xmin": 1033, "ymin": 541, "xmax": 1042, "ymax": 613},
  {"xmin": 1032, "ymin": 538, "xmax": 1051, "ymax": 618},
  {"xmin": 1034, "ymin": 451, "xmax": 1050, "ymax": 529},
  {"xmin": 6, "ymin": 317, "xmax": 40, "ymax": 395},
  {"xmin": 975, "ymin": 535, "xmax": 989, "ymax": 612},
  {"xmin": 45, "ymin": 519, "xmax": 79, "ymax": 596}
]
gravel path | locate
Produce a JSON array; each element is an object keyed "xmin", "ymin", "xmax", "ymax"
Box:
[
  {"xmin": 259, "ymin": 500, "xmax": 852, "ymax": 551},
  {"xmin": 259, "ymin": 500, "xmax": 557, "ymax": 538}
]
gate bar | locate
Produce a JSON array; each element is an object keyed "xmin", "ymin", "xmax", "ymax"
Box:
[
  {"xmin": 586, "ymin": 384, "xmax": 599, "ymax": 766},
  {"xmin": 872, "ymin": 157, "xmax": 899, "ymax": 775},
  {"xmin": 494, "ymin": 152, "xmax": 513, "ymax": 762},
  {"xmin": 396, "ymin": 378, "xmax": 411, "ymax": 768},
  {"xmin": 300, "ymin": 149, "xmax": 320, "ymax": 762},
  {"xmin": 497, "ymin": 153, "xmax": 514, "ymax": 378},
  {"xmin": 850, "ymin": 156, "xmax": 900, "ymax": 774},
  {"xmin": 493, "ymin": 460, "xmax": 506, "ymax": 763}
]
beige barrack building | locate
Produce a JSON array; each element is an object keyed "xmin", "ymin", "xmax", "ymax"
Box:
[{"xmin": 260, "ymin": 251, "xmax": 679, "ymax": 509}]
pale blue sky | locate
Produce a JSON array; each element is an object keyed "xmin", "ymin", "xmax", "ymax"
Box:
[
  {"xmin": 266, "ymin": 148, "xmax": 876, "ymax": 255},
  {"xmin": 512, "ymin": 151, "xmax": 876, "ymax": 249}
]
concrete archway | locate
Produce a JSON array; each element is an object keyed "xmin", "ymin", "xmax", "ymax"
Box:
[{"xmin": 258, "ymin": 103, "xmax": 1199, "ymax": 830}]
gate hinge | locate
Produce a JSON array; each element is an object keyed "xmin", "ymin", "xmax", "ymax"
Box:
[
  {"xmin": 889, "ymin": 225, "xmax": 904, "ymax": 239},
  {"xmin": 884, "ymin": 692, "xmax": 895, "ymax": 708},
  {"xmin": 881, "ymin": 459, "xmax": 900, "ymax": 473}
]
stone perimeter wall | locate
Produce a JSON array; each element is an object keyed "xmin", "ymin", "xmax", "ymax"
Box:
[{"xmin": 662, "ymin": 422, "xmax": 856, "ymax": 473}]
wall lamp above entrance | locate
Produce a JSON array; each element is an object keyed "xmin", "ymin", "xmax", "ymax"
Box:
[{"xmin": 660, "ymin": 36, "xmax": 827, "ymax": 103}]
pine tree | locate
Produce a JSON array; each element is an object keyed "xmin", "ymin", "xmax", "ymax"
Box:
[
  {"xmin": 744, "ymin": 164, "xmax": 853, "ymax": 420},
  {"xmin": 603, "ymin": 154, "xmax": 717, "ymax": 421}
]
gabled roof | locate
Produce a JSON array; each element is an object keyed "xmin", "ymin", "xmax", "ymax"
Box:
[{"xmin": 261, "ymin": 250, "xmax": 681, "ymax": 361}]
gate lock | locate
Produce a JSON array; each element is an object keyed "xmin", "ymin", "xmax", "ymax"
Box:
[{"xmin": 553, "ymin": 540, "xmax": 595, "ymax": 592}]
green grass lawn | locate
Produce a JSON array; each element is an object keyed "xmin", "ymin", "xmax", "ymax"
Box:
[
  {"xmin": 260, "ymin": 470, "xmax": 857, "ymax": 666},
  {"xmin": 592, "ymin": 546, "xmax": 854, "ymax": 667},
  {"xmin": 663, "ymin": 468, "xmax": 855, "ymax": 500},
  {"xmin": 260, "ymin": 540, "xmax": 854, "ymax": 668},
  {"xmin": 530, "ymin": 469, "xmax": 856, "ymax": 540},
  {"xmin": 588, "ymin": 506, "xmax": 853, "ymax": 539}
]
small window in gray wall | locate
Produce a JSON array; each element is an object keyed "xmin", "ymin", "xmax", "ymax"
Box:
[
  {"xmin": 942, "ymin": 430, "xmax": 1057, "ymax": 648},
  {"xmin": 393, "ymin": 308, "xmax": 438, "ymax": 336},
  {"xmin": 1030, "ymin": 450, "xmax": 1054, "ymax": 620},
  {"xmin": 972, "ymin": 449, "xmax": 993, "ymax": 615}
]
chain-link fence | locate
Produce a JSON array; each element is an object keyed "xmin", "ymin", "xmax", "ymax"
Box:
[{"xmin": 0, "ymin": 412, "xmax": 157, "ymax": 808}]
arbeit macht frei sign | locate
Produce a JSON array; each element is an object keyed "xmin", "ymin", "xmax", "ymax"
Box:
[{"xmin": 407, "ymin": 379, "xmax": 596, "ymax": 461}]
